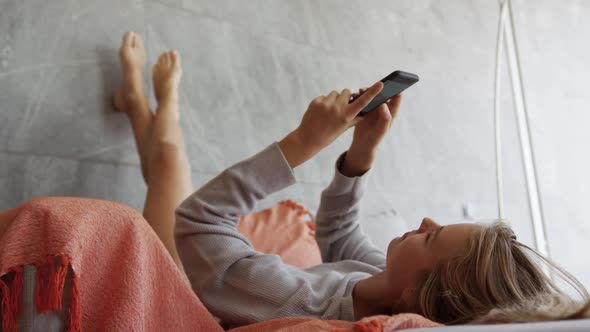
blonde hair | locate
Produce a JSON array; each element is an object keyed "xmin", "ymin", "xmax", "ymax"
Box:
[{"xmin": 415, "ymin": 221, "xmax": 590, "ymax": 324}]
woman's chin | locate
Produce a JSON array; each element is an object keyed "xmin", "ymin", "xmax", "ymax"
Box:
[{"xmin": 387, "ymin": 237, "xmax": 400, "ymax": 255}]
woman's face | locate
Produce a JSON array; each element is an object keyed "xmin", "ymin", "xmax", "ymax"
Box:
[{"xmin": 385, "ymin": 218, "xmax": 478, "ymax": 305}]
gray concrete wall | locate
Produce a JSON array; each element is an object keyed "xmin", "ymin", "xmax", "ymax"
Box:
[{"xmin": 0, "ymin": 0, "xmax": 588, "ymax": 287}]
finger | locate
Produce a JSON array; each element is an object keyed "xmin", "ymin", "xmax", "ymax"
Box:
[
  {"xmin": 325, "ymin": 90, "xmax": 339, "ymax": 103},
  {"xmin": 347, "ymin": 81, "xmax": 383, "ymax": 117},
  {"xmin": 349, "ymin": 87, "xmax": 369, "ymax": 103},
  {"xmin": 386, "ymin": 94, "xmax": 402, "ymax": 112},
  {"xmin": 370, "ymin": 106, "xmax": 392, "ymax": 137},
  {"xmin": 337, "ymin": 88, "xmax": 352, "ymax": 105},
  {"xmin": 377, "ymin": 104, "xmax": 392, "ymax": 122},
  {"xmin": 362, "ymin": 103, "xmax": 389, "ymax": 127},
  {"xmin": 351, "ymin": 115, "xmax": 364, "ymax": 127},
  {"xmin": 386, "ymin": 94, "xmax": 403, "ymax": 127}
]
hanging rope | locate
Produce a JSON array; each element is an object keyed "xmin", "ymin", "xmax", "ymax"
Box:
[
  {"xmin": 494, "ymin": 0, "xmax": 508, "ymax": 220},
  {"xmin": 494, "ymin": 0, "xmax": 551, "ymax": 262}
]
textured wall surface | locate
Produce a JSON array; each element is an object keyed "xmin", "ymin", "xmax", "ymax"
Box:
[
  {"xmin": 0, "ymin": 0, "xmax": 588, "ymax": 287},
  {"xmin": 511, "ymin": 0, "xmax": 590, "ymax": 290}
]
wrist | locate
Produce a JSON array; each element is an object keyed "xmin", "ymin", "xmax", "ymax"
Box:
[
  {"xmin": 340, "ymin": 149, "xmax": 375, "ymax": 177},
  {"xmin": 278, "ymin": 130, "xmax": 320, "ymax": 168},
  {"xmin": 348, "ymin": 143, "xmax": 377, "ymax": 165}
]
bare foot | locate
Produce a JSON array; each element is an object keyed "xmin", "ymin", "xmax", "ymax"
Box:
[
  {"xmin": 113, "ymin": 31, "xmax": 147, "ymax": 113},
  {"xmin": 152, "ymin": 50, "xmax": 182, "ymax": 107}
]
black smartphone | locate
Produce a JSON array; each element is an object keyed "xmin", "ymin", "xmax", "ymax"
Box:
[{"xmin": 350, "ymin": 70, "xmax": 419, "ymax": 116}]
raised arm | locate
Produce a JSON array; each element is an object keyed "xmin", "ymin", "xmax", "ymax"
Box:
[
  {"xmin": 315, "ymin": 91, "xmax": 403, "ymax": 268},
  {"xmin": 175, "ymin": 83, "xmax": 387, "ymax": 326},
  {"xmin": 176, "ymin": 143, "xmax": 343, "ymax": 326},
  {"xmin": 314, "ymin": 152, "xmax": 385, "ymax": 268}
]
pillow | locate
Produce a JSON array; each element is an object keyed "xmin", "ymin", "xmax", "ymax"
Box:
[{"xmin": 237, "ymin": 200, "xmax": 322, "ymax": 269}]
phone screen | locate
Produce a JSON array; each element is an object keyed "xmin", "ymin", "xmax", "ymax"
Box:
[{"xmin": 357, "ymin": 80, "xmax": 410, "ymax": 115}]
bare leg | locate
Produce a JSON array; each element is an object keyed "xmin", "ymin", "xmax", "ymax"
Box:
[
  {"xmin": 114, "ymin": 32, "xmax": 192, "ymax": 275},
  {"xmin": 142, "ymin": 50, "xmax": 193, "ymax": 275},
  {"xmin": 113, "ymin": 32, "xmax": 153, "ymax": 183}
]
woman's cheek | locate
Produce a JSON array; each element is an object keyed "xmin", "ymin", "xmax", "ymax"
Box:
[
  {"xmin": 403, "ymin": 239, "xmax": 428, "ymax": 264},
  {"xmin": 387, "ymin": 237, "xmax": 427, "ymax": 270}
]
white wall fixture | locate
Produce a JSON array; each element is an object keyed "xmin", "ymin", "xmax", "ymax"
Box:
[{"xmin": 494, "ymin": 0, "xmax": 550, "ymax": 259}]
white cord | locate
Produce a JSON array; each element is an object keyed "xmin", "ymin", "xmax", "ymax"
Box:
[
  {"xmin": 504, "ymin": 0, "xmax": 550, "ymax": 258},
  {"xmin": 495, "ymin": 0, "xmax": 551, "ymax": 262},
  {"xmin": 494, "ymin": 0, "xmax": 508, "ymax": 220}
]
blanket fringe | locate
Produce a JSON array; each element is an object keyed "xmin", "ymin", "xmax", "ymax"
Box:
[
  {"xmin": 10, "ymin": 266, "xmax": 23, "ymax": 320},
  {"xmin": 0, "ymin": 255, "xmax": 80, "ymax": 332},
  {"xmin": 1, "ymin": 277, "xmax": 16, "ymax": 332},
  {"xmin": 49, "ymin": 256, "xmax": 68, "ymax": 310},
  {"xmin": 68, "ymin": 269, "xmax": 81, "ymax": 332},
  {"xmin": 35, "ymin": 257, "xmax": 48, "ymax": 311}
]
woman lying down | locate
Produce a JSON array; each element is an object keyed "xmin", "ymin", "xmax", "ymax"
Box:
[
  {"xmin": 153, "ymin": 43, "xmax": 588, "ymax": 327},
  {"xmin": 2, "ymin": 32, "xmax": 589, "ymax": 330}
]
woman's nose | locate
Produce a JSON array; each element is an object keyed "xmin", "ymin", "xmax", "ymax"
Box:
[
  {"xmin": 402, "ymin": 230, "xmax": 417, "ymax": 239},
  {"xmin": 419, "ymin": 217, "xmax": 441, "ymax": 232}
]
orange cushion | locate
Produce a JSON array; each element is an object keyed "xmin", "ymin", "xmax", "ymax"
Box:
[{"xmin": 237, "ymin": 200, "xmax": 322, "ymax": 269}]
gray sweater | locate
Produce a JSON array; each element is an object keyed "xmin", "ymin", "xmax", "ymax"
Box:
[{"xmin": 175, "ymin": 143, "xmax": 386, "ymax": 327}]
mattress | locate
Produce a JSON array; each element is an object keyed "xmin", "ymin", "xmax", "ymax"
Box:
[{"xmin": 405, "ymin": 319, "xmax": 590, "ymax": 332}]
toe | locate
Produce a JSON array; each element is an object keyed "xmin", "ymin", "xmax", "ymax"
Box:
[
  {"xmin": 158, "ymin": 53, "xmax": 166, "ymax": 65},
  {"xmin": 171, "ymin": 50, "xmax": 180, "ymax": 67},
  {"xmin": 123, "ymin": 31, "xmax": 133, "ymax": 47},
  {"xmin": 135, "ymin": 34, "xmax": 144, "ymax": 49}
]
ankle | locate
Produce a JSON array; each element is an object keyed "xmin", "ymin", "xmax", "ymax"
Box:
[
  {"xmin": 156, "ymin": 92, "xmax": 178, "ymax": 106},
  {"xmin": 122, "ymin": 91, "xmax": 146, "ymax": 108},
  {"xmin": 123, "ymin": 65, "xmax": 143, "ymax": 78}
]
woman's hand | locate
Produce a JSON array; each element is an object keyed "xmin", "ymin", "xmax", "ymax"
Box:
[
  {"xmin": 340, "ymin": 92, "xmax": 402, "ymax": 177},
  {"xmin": 279, "ymin": 82, "xmax": 384, "ymax": 168}
]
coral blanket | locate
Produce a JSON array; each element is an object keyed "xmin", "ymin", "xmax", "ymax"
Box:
[
  {"xmin": 0, "ymin": 197, "xmax": 441, "ymax": 332},
  {"xmin": 237, "ymin": 199, "xmax": 322, "ymax": 269},
  {"xmin": 0, "ymin": 197, "xmax": 223, "ymax": 332}
]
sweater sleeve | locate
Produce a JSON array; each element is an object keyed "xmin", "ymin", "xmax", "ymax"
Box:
[
  {"xmin": 314, "ymin": 153, "xmax": 386, "ymax": 269},
  {"xmin": 175, "ymin": 143, "xmax": 358, "ymax": 327}
]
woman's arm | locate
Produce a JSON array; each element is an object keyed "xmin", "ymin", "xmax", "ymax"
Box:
[
  {"xmin": 175, "ymin": 85, "xmax": 386, "ymax": 326},
  {"xmin": 315, "ymin": 93, "xmax": 403, "ymax": 267},
  {"xmin": 176, "ymin": 144, "xmax": 335, "ymax": 326},
  {"xmin": 314, "ymin": 152, "xmax": 386, "ymax": 268}
]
